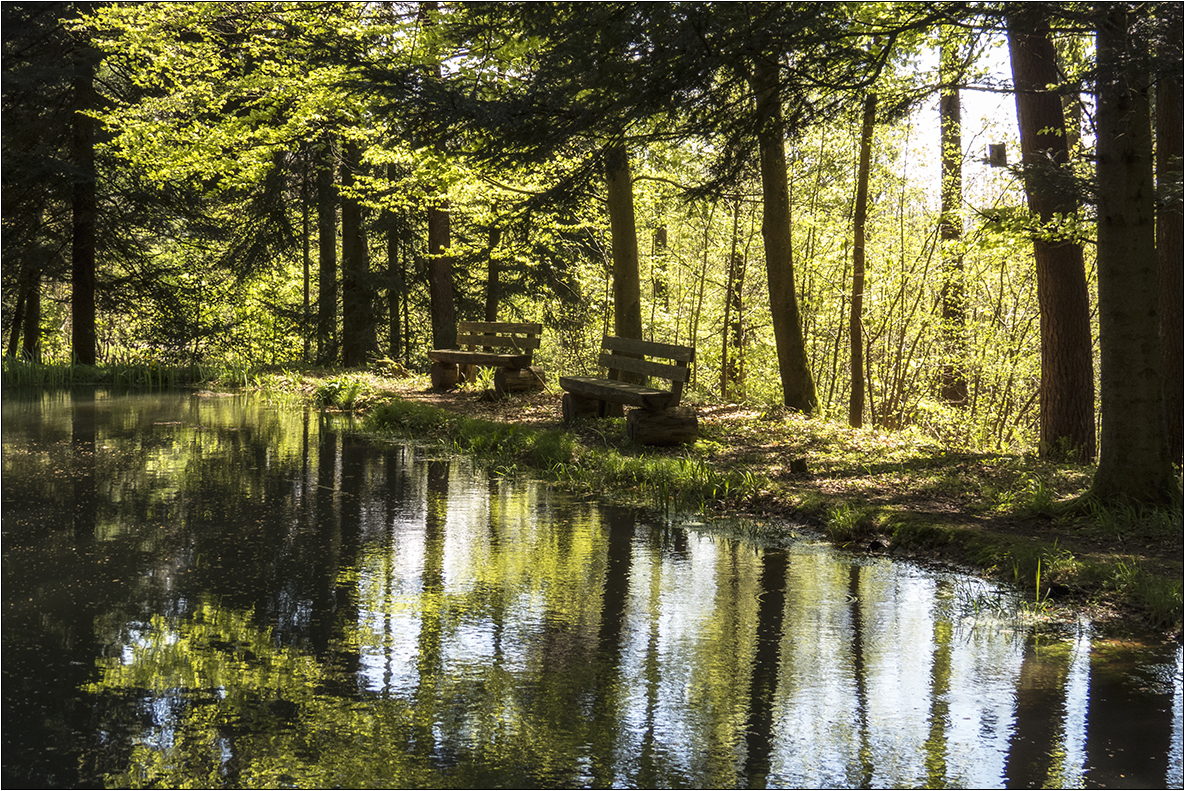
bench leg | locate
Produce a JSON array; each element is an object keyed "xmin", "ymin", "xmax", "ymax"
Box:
[
  {"xmin": 562, "ymin": 392, "xmax": 598, "ymax": 422},
  {"xmin": 495, "ymin": 366, "xmax": 545, "ymax": 396},
  {"xmin": 626, "ymin": 406, "xmax": 698, "ymax": 445},
  {"xmin": 430, "ymin": 361, "xmax": 460, "ymax": 389}
]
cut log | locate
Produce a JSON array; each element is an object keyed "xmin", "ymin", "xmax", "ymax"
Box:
[
  {"xmin": 430, "ymin": 361, "xmax": 460, "ymax": 389},
  {"xmin": 626, "ymin": 406, "xmax": 698, "ymax": 445},
  {"xmin": 494, "ymin": 365, "xmax": 546, "ymax": 395},
  {"xmin": 562, "ymin": 391, "xmax": 599, "ymax": 422}
]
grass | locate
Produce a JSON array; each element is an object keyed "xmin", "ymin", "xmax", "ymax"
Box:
[{"xmin": 1, "ymin": 358, "xmax": 248, "ymax": 389}]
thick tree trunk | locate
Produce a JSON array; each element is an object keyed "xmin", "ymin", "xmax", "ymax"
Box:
[
  {"xmin": 1157, "ymin": 47, "xmax": 1183, "ymax": 467},
  {"xmin": 340, "ymin": 140, "xmax": 375, "ymax": 367},
  {"xmin": 750, "ymin": 57, "xmax": 818, "ymax": 414},
  {"xmin": 605, "ymin": 141, "xmax": 643, "ymax": 344},
  {"xmin": 316, "ymin": 138, "xmax": 338, "ymax": 361},
  {"xmin": 850, "ymin": 93, "xmax": 876, "ymax": 427},
  {"xmin": 71, "ymin": 42, "xmax": 97, "ymax": 365},
  {"xmin": 427, "ymin": 196, "xmax": 455, "ymax": 350},
  {"xmin": 939, "ymin": 36, "xmax": 967, "ymax": 406},
  {"xmin": 22, "ymin": 271, "xmax": 41, "ymax": 362},
  {"xmin": 1008, "ymin": 12, "xmax": 1096, "ymax": 462},
  {"xmin": 1092, "ymin": 8, "xmax": 1175, "ymax": 503}
]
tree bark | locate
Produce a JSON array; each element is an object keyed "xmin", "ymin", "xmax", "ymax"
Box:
[
  {"xmin": 386, "ymin": 163, "xmax": 404, "ymax": 361},
  {"xmin": 484, "ymin": 226, "xmax": 501, "ymax": 323},
  {"xmin": 1008, "ymin": 12, "xmax": 1096, "ymax": 461},
  {"xmin": 340, "ymin": 139, "xmax": 375, "ymax": 367},
  {"xmin": 1091, "ymin": 8, "xmax": 1175, "ymax": 503},
  {"xmin": 939, "ymin": 35, "xmax": 967, "ymax": 406},
  {"xmin": 71, "ymin": 39, "xmax": 97, "ymax": 365},
  {"xmin": 427, "ymin": 194, "xmax": 456, "ymax": 350},
  {"xmin": 316, "ymin": 137, "xmax": 338, "ymax": 361},
  {"xmin": 750, "ymin": 56, "xmax": 818, "ymax": 413},
  {"xmin": 605, "ymin": 141, "xmax": 643, "ymax": 343},
  {"xmin": 1157, "ymin": 44, "xmax": 1183, "ymax": 467},
  {"xmin": 850, "ymin": 93, "xmax": 876, "ymax": 427},
  {"xmin": 22, "ymin": 271, "xmax": 41, "ymax": 363}
]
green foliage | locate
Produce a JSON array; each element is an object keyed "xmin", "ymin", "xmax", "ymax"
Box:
[{"xmin": 313, "ymin": 375, "xmax": 374, "ymax": 411}]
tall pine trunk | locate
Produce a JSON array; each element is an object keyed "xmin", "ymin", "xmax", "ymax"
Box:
[
  {"xmin": 1091, "ymin": 8, "xmax": 1175, "ymax": 503},
  {"xmin": 426, "ymin": 195, "xmax": 455, "ymax": 350},
  {"xmin": 750, "ymin": 56, "xmax": 817, "ymax": 414},
  {"xmin": 1008, "ymin": 12, "xmax": 1096, "ymax": 461},
  {"xmin": 316, "ymin": 138, "xmax": 338, "ymax": 362},
  {"xmin": 340, "ymin": 140, "xmax": 375, "ymax": 367},
  {"xmin": 71, "ymin": 37, "xmax": 97, "ymax": 365},
  {"xmin": 939, "ymin": 35, "xmax": 967, "ymax": 406},
  {"xmin": 850, "ymin": 93, "xmax": 876, "ymax": 427},
  {"xmin": 605, "ymin": 140, "xmax": 643, "ymax": 344},
  {"xmin": 1157, "ymin": 45, "xmax": 1183, "ymax": 467}
]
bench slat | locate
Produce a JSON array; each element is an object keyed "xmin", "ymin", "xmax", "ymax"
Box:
[
  {"xmin": 456, "ymin": 333, "xmax": 541, "ymax": 350},
  {"xmin": 428, "ymin": 350, "xmax": 531, "ymax": 367},
  {"xmin": 603, "ymin": 335, "xmax": 694, "ymax": 363},
  {"xmin": 458, "ymin": 321, "xmax": 541, "ymax": 335},
  {"xmin": 599, "ymin": 352, "xmax": 690, "ymax": 383},
  {"xmin": 558, "ymin": 376, "xmax": 674, "ymax": 410}
]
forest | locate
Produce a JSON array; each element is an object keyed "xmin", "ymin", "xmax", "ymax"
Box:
[{"xmin": 2, "ymin": 1, "xmax": 1181, "ymax": 505}]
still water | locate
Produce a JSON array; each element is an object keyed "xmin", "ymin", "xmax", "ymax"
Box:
[{"xmin": 2, "ymin": 390, "xmax": 1181, "ymax": 789}]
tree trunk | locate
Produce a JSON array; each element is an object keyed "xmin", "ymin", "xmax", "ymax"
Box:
[
  {"xmin": 1008, "ymin": 12, "xmax": 1096, "ymax": 462},
  {"xmin": 722, "ymin": 199, "xmax": 745, "ymax": 401},
  {"xmin": 22, "ymin": 271, "xmax": 41, "ymax": 362},
  {"xmin": 427, "ymin": 195, "xmax": 455, "ymax": 350},
  {"xmin": 340, "ymin": 140, "xmax": 375, "ymax": 367},
  {"xmin": 484, "ymin": 226, "xmax": 501, "ymax": 323},
  {"xmin": 939, "ymin": 35, "xmax": 967, "ymax": 406},
  {"xmin": 386, "ymin": 163, "xmax": 404, "ymax": 361},
  {"xmin": 605, "ymin": 141, "xmax": 643, "ymax": 344},
  {"xmin": 302, "ymin": 147, "xmax": 312, "ymax": 363},
  {"xmin": 1157, "ymin": 45, "xmax": 1183, "ymax": 467},
  {"xmin": 316, "ymin": 137, "xmax": 338, "ymax": 362},
  {"xmin": 750, "ymin": 56, "xmax": 818, "ymax": 414},
  {"xmin": 1091, "ymin": 8, "xmax": 1175, "ymax": 503},
  {"xmin": 850, "ymin": 93, "xmax": 876, "ymax": 427},
  {"xmin": 71, "ymin": 40, "xmax": 97, "ymax": 366}
]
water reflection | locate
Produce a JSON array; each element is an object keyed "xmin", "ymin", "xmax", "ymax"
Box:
[{"xmin": 2, "ymin": 391, "xmax": 1181, "ymax": 789}]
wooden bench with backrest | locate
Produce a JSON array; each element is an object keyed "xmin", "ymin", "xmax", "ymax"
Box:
[
  {"xmin": 559, "ymin": 335, "xmax": 698, "ymax": 445},
  {"xmin": 427, "ymin": 321, "xmax": 544, "ymax": 395}
]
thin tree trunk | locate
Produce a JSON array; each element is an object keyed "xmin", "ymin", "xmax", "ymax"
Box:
[
  {"xmin": 387, "ymin": 164, "xmax": 404, "ymax": 360},
  {"xmin": 750, "ymin": 56, "xmax": 818, "ymax": 413},
  {"xmin": 484, "ymin": 227, "xmax": 501, "ymax": 323},
  {"xmin": 850, "ymin": 93, "xmax": 876, "ymax": 427},
  {"xmin": 1008, "ymin": 11, "xmax": 1096, "ymax": 461},
  {"xmin": 1157, "ymin": 44, "xmax": 1183, "ymax": 467},
  {"xmin": 71, "ymin": 39, "xmax": 97, "ymax": 365},
  {"xmin": 1091, "ymin": 8, "xmax": 1174, "ymax": 503},
  {"xmin": 6, "ymin": 284, "xmax": 27, "ymax": 360},
  {"xmin": 340, "ymin": 140, "xmax": 374, "ymax": 367},
  {"xmin": 722, "ymin": 199, "xmax": 742, "ymax": 400},
  {"xmin": 302, "ymin": 147, "xmax": 311, "ymax": 363},
  {"xmin": 939, "ymin": 34, "xmax": 967, "ymax": 405},
  {"xmin": 316, "ymin": 137, "xmax": 338, "ymax": 362}
]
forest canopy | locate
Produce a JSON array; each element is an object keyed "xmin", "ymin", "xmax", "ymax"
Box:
[{"xmin": 2, "ymin": 1, "xmax": 1181, "ymax": 501}]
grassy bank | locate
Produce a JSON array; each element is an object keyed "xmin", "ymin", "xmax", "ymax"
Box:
[{"xmin": 246, "ymin": 369, "xmax": 1180, "ymax": 636}]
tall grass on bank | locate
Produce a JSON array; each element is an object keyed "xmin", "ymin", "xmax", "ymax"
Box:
[
  {"xmin": 365, "ymin": 399, "xmax": 766, "ymax": 514},
  {"xmin": 1, "ymin": 359, "xmax": 247, "ymax": 389}
]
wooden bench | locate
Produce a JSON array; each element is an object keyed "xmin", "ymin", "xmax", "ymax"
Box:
[
  {"xmin": 559, "ymin": 335, "xmax": 698, "ymax": 445},
  {"xmin": 427, "ymin": 321, "xmax": 544, "ymax": 395}
]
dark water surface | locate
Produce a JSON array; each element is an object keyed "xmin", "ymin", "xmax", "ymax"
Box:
[{"xmin": 2, "ymin": 390, "xmax": 1181, "ymax": 789}]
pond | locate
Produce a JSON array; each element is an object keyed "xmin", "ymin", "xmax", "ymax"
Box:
[{"xmin": 2, "ymin": 390, "xmax": 1181, "ymax": 789}]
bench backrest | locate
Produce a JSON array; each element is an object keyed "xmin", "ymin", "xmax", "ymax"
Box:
[
  {"xmin": 599, "ymin": 335, "xmax": 695, "ymax": 401},
  {"xmin": 458, "ymin": 321, "xmax": 542, "ymax": 354}
]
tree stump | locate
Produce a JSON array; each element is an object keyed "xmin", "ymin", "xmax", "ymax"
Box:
[
  {"xmin": 626, "ymin": 406, "xmax": 698, "ymax": 445},
  {"xmin": 430, "ymin": 361, "xmax": 460, "ymax": 389},
  {"xmin": 494, "ymin": 365, "xmax": 546, "ymax": 396}
]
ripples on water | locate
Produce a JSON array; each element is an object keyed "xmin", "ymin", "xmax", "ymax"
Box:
[{"xmin": 2, "ymin": 390, "xmax": 1181, "ymax": 788}]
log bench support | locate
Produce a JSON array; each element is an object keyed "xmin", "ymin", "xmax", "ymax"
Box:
[
  {"xmin": 427, "ymin": 321, "xmax": 544, "ymax": 396},
  {"xmin": 559, "ymin": 336, "xmax": 697, "ymax": 445}
]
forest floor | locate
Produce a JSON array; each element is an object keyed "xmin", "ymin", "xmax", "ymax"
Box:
[{"xmin": 258, "ymin": 368, "xmax": 1183, "ymax": 638}]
